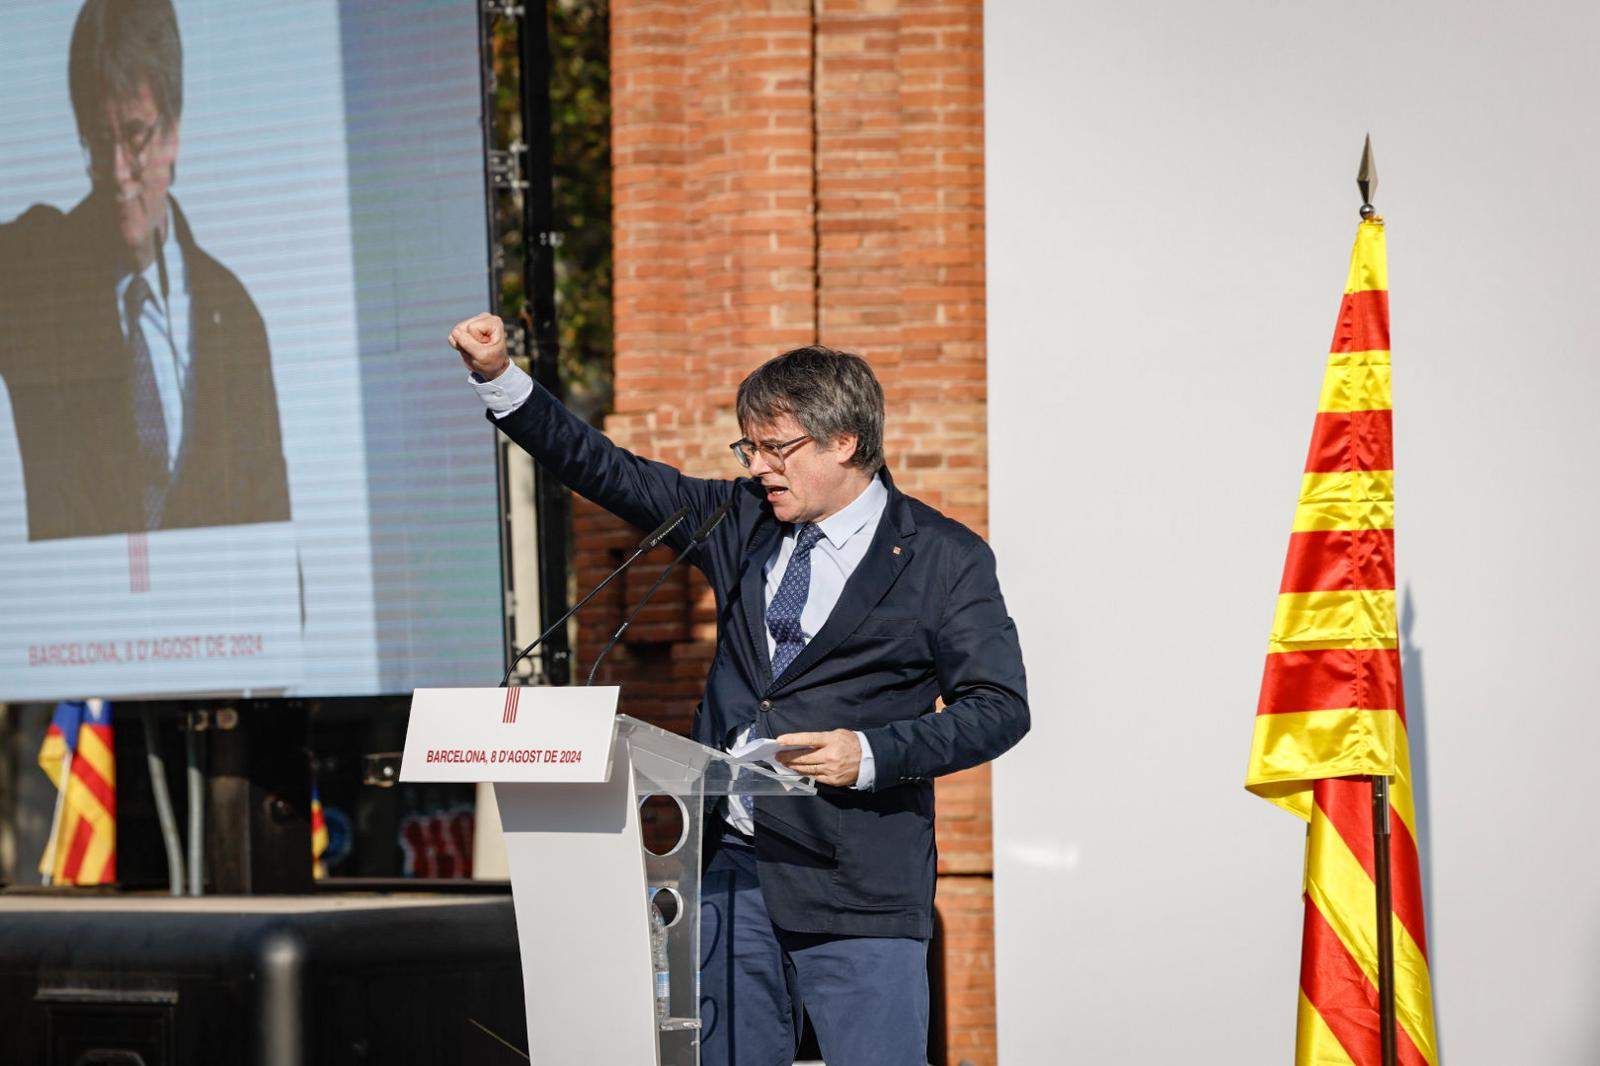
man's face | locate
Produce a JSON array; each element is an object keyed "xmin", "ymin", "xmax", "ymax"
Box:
[
  {"xmin": 742, "ymin": 413, "xmax": 861, "ymax": 525},
  {"xmin": 85, "ymin": 80, "xmax": 179, "ymax": 264}
]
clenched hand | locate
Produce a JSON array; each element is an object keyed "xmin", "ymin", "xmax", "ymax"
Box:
[
  {"xmin": 448, "ymin": 312, "xmax": 511, "ymax": 380},
  {"xmin": 775, "ymin": 729, "xmax": 862, "ymax": 788}
]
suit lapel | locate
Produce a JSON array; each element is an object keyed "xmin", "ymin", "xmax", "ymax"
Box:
[
  {"xmin": 739, "ymin": 518, "xmax": 780, "ymax": 686},
  {"xmin": 767, "ymin": 482, "xmax": 916, "ymax": 694}
]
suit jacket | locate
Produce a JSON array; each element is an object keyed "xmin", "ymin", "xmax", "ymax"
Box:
[
  {"xmin": 0, "ymin": 193, "xmax": 290, "ymax": 540},
  {"xmin": 494, "ymin": 382, "xmax": 1030, "ymax": 938}
]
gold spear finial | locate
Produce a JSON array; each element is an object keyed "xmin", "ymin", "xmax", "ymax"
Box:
[{"xmin": 1357, "ymin": 134, "xmax": 1378, "ymax": 220}]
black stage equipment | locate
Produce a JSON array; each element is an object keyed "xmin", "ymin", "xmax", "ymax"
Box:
[{"xmin": 0, "ymin": 894, "xmax": 523, "ymax": 1065}]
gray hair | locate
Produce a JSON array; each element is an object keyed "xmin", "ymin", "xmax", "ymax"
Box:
[
  {"xmin": 69, "ymin": 0, "xmax": 184, "ymax": 144},
  {"xmin": 736, "ymin": 345, "xmax": 886, "ymax": 473}
]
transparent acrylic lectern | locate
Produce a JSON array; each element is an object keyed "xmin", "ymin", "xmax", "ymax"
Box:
[
  {"xmin": 617, "ymin": 715, "xmax": 817, "ymax": 1066},
  {"xmin": 398, "ymin": 689, "xmax": 816, "ymax": 1066}
]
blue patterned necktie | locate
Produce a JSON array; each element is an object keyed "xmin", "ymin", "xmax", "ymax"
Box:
[
  {"xmin": 766, "ymin": 522, "xmax": 825, "ymax": 680},
  {"xmin": 124, "ymin": 274, "xmax": 169, "ymax": 527}
]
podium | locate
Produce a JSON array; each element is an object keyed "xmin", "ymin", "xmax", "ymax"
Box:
[{"xmin": 400, "ymin": 687, "xmax": 815, "ymax": 1066}]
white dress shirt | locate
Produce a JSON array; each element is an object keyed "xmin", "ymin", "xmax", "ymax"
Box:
[
  {"xmin": 472, "ymin": 359, "xmax": 533, "ymax": 418},
  {"xmin": 115, "ymin": 210, "xmax": 191, "ymax": 470},
  {"xmin": 720, "ymin": 474, "xmax": 887, "ymax": 832},
  {"xmin": 471, "ymin": 362, "xmax": 884, "ymax": 837}
]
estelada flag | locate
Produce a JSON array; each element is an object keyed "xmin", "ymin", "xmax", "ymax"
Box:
[
  {"xmin": 311, "ymin": 781, "xmax": 329, "ymax": 879},
  {"xmin": 1245, "ymin": 219, "xmax": 1439, "ymax": 1064},
  {"xmin": 38, "ymin": 700, "xmax": 116, "ymax": 885}
]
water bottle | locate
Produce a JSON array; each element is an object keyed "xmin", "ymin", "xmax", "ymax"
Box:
[{"xmin": 648, "ymin": 889, "xmax": 671, "ymax": 1022}]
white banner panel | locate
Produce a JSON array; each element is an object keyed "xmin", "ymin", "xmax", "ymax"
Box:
[{"xmin": 986, "ymin": 2, "xmax": 1600, "ymax": 1062}]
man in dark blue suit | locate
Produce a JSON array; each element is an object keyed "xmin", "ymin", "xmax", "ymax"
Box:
[{"xmin": 450, "ymin": 312, "xmax": 1029, "ymax": 1066}]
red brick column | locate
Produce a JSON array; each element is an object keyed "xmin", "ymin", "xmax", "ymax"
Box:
[{"xmin": 603, "ymin": 2, "xmax": 995, "ymax": 1059}]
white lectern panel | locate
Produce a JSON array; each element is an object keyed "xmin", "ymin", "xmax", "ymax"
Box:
[
  {"xmin": 401, "ymin": 686, "xmax": 620, "ymax": 783},
  {"xmin": 400, "ymin": 692, "xmax": 818, "ymax": 1065},
  {"xmin": 496, "ymin": 738, "xmax": 658, "ymax": 1065}
]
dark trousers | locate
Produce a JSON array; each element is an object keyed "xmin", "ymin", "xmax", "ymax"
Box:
[{"xmin": 699, "ymin": 831, "xmax": 929, "ymax": 1066}]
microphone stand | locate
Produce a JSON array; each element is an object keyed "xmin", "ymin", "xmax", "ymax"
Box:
[
  {"xmin": 499, "ymin": 506, "xmax": 689, "ymax": 687},
  {"xmin": 585, "ymin": 495, "xmax": 739, "ymax": 686}
]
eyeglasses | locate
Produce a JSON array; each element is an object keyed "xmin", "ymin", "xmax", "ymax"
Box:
[
  {"xmin": 83, "ymin": 119, "xmax": 163, "ymax": 179},
  {"xmin": 729, "ymin": 434, "xmax": 812, "ymax": 470}
]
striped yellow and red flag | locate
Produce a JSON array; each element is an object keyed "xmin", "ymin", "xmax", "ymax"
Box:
[
  {"xmin": 1246, "ymin": 219, "xmax": 1439, "ymax": 1065},
  {"xmin": 37, "ymin": 700, "xmax": 116, "ymax": 885}
]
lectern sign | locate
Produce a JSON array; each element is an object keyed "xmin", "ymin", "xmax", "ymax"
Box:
[{"xmin": 399, "ymin": 686, "xmax": 620, "ymax": 784}]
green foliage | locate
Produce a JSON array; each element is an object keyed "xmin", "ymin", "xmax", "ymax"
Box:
[{"xmin": 548, "ymin": 0, "xmax": 613, "ymax": 423}]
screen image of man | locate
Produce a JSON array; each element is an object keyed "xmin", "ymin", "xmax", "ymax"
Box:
[
  {"xmin": 451, "ymin": 313, "xmax": 1031, "ymax": 1066},
  {"xmin": 0, "ymin": 0, "xmax": 289, "ymax": 541}
]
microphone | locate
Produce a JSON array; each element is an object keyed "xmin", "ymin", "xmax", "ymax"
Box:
[
  {"xmin": 585, "ymin": 493, "xmax": 740, "ymax": 686},
  {"xmin": 498, "ymin": 506, "xmax": 690, "ymax": 687}
]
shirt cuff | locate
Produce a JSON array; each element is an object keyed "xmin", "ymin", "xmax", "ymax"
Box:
[
  {"xmin": 470, "ymin": 361, "xmax": 534, "ymax": 419},
  {"xmin": 852, "ymin": 730, "xmax": 876, "ymax": 790}
]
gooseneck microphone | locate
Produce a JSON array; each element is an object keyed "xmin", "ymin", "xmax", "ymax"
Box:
[
  {"xmin": 585, "ymin": 492, "xmax": 741, "ymax": 686},
  {"xmin": 498, "ymin": 506, "xmax": 690, "ymax": 687}
]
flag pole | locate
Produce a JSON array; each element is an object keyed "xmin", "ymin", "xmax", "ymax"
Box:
[
  {"xmin": 1357, "ymin": 132, "xmax": 1399, "ymax": 1066},
  {"xmin": 1372, "ymin": 775, "xmax": 1398, "ymax": 1066},
  {"xmin": 38, "ymin": 742, "xmax": 71, "ymax": 887}
]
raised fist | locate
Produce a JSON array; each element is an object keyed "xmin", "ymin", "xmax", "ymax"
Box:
[{"xmin": 448, "ymin": 312, "xmax": 511, "ymax": 380}]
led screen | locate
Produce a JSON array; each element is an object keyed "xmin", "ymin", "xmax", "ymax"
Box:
[{"xmin": 0, "ymin": 0, "xmax": 504, "ymax": 699}]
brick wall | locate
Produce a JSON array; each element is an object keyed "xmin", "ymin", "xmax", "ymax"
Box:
[{"xmin": 599, "ymin": 2, "xmax": 995, "ymax": 1060}]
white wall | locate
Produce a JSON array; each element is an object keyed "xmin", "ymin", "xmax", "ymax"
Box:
[{"xmin": 985, "ymin": 3, "xmax": 1600, "ymax": 1063}]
